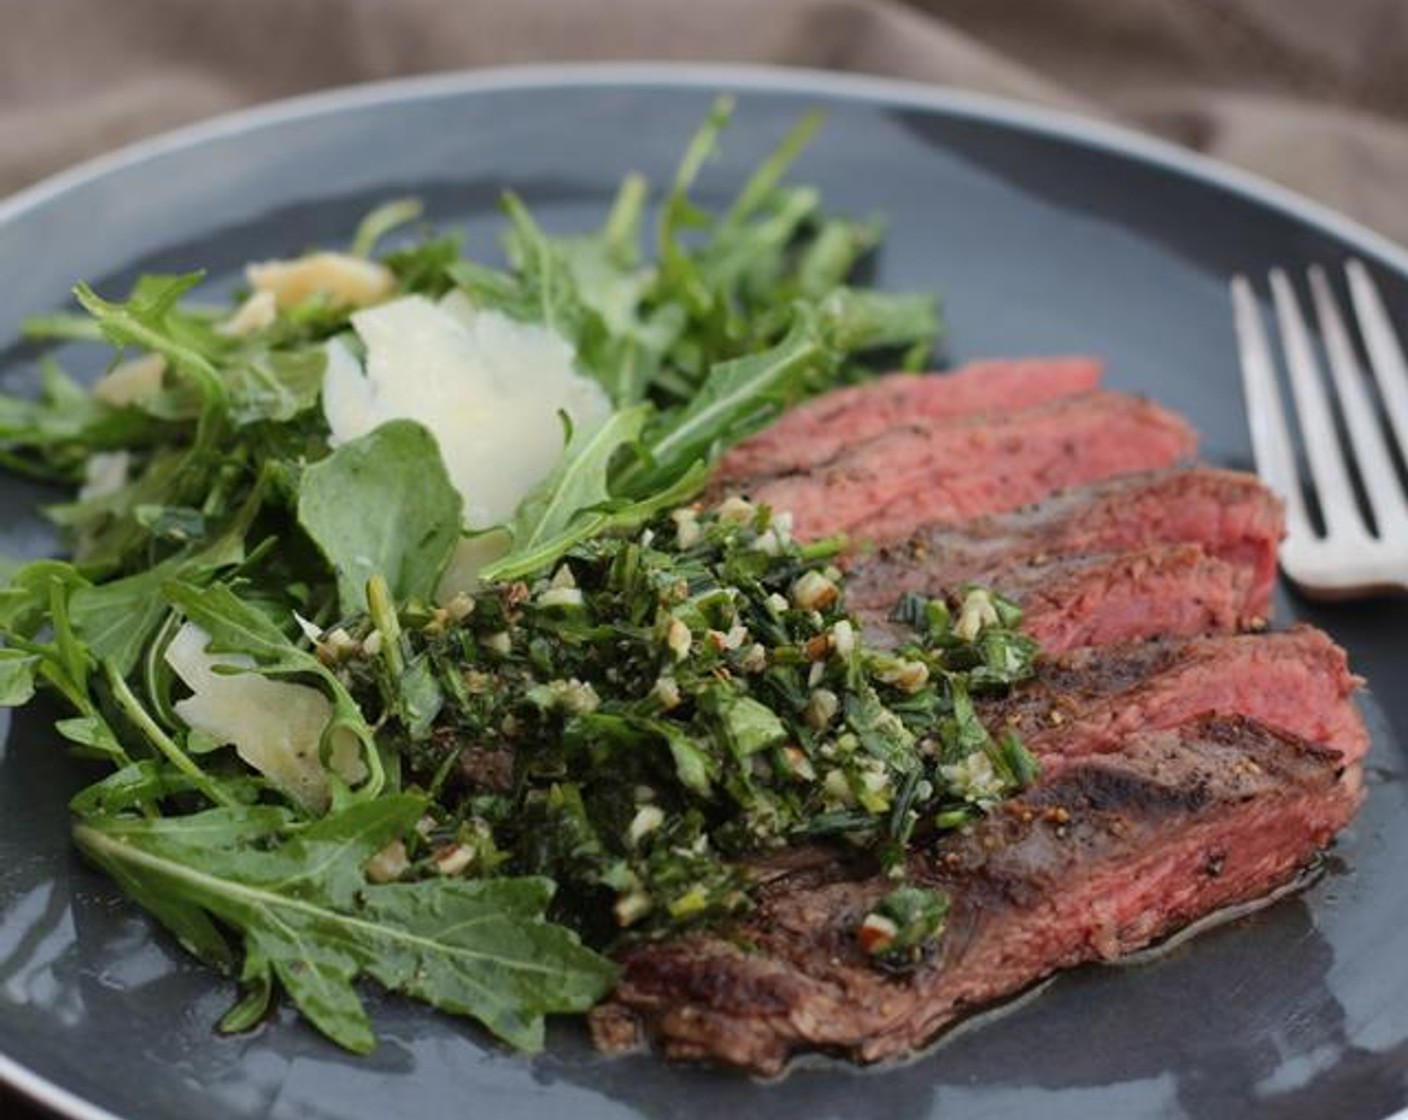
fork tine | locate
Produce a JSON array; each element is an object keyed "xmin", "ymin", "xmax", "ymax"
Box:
[
  {"xmin": 1231, "ymin": 275, "xmax": 1313, "ymax": 542},
  {"xmin": 1308, "ymin": 266, "xmax": 1408, "ymax": 539},
  {"xmin": 1345, "ymin": 259, "xmax": 1408, "ymax": 469},
  {"xmin": 1269, "ymin": 269, "xmax": 1368, "ymax": 539}
]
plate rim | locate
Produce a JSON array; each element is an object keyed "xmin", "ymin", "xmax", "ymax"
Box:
[
  {"xmin": 3, "ymin": 60, "xmax": 1408, "ymax": 274},
  {"xmin": 2, "ymin": 59, "xmax": 1406, "ymax": 1120}
]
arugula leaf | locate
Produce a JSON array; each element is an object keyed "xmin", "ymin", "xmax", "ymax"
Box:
[
  {"xmin": 297, "ymin": 420, "xmax": 463, "ymax": 614},
  {"xmin": 85, "ymin": 836, "xmax": 241, "ymax": 972},
  {"xmin": 54, "ymin": 715, "xmax": 127, "ymax": 763},
  {"xmin": 796, "ymin": 217, "xmax": 883, "ymax": 298},
  {"xmin": 44, "ymin": 447, "xmax": 180, "ymax": 569},
  {"xmin": 381, "ymin": 234, "xmax": 461, "ymax": 299},
  {"xmin": 64, "ymin": 565, "xmax": 175, "ymax": 675},
  {"xmin": 819, "ymin": 287, "xmax": 942, "ymax": 364},
  {"xmin": 223, "ymin": 349, "xmax": 326, "ymax": 426},
  {"xmin": 442, "ymin": 257, "xmax": 532, "ymax": 318},
  {"xmin": 67, "ymin": 760, "xmax": 201, "ymax": 816},
  {"xmin": 0, "ymin": 560, "xmax": 85, "ymax": 636},
  {"xmin": 0, "ymin": 648, "xmax": 37, "ymax": 706},
  {"xmin": 66, "ymin": 474, "xmax": 267, "ymax": 675},
  {"xmin": 483, "ymin": 406, "xmax": 640, "ymax": 578},
  {"xmin": 656, "ymin": 95, "xmax": 732, "ymax": 326},
  {"xmin": 0, "ymin": 562, "xmax": 128, "ymax": 753},
  {"xmin": 73, "ymin": 796, "xmax": 615, "ymax": 1052},
  {"xmin": 74, "ymin": 804, "xmax": 291, "ymax": 974},
  {"xmin": 481, "ymin": 406, "xmax": 706, "ymax": 582},
  {"xmin": 219, "ymin": 941, "xmax": 275, "ymax": 1033},
  {"xmin": 351, "ymin": 197, "xmax": 425, "ymax": 258},
  {"xmin": 623, "ymin": 307, "xmax": 829, "ymax": 493},
  {"xmin": 164, "ymin": 581, "xmax": 308, "ymax": 667},
  {"xmin": 0, "ymin": 360, "xmax": 162, "ymax": 459},
  {"xmin": 556, "ymin": 178, "xmax": 677, "ymax": 407},
  {"xmin": 134, "ymin": 504, "xmax": 207, "ymax": 543},
  {"xmin": 366, "ymin": 574, "xmax": 443, "ymax": 741},
  {"xmin": 500, "ymin": 192, "xmax": 587, "ymax": 339},
  {"xmin": 21, "ymin": 312, "xmax": 107, "ymax": 343},
  {"xmin": 703, "ymin": 688, "xmax": 788, "ymax": 763},
  {"xmin": 74, "ymin": 275, "xmax": 228, "ymax": 410},
  {"xmin": 104, "ymin": 663, "xmax": 242, "ymax": 809},
  {"xmin": 46, "ymin": 279, "xmax": 257, "ymax": 570},
  {"xmin": 722, "ymin": 110, "xmax": 823, "ymax": 230}
]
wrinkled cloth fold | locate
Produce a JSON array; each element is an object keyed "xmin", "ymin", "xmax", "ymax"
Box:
[{"xmin": 1, "ymin": 0, "xmax": 1405, "ymax": 242}]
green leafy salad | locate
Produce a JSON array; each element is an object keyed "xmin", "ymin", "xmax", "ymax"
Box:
[{"xmin": 0, "ymin": 99, "xmax": 1039, "ymax": 1054}]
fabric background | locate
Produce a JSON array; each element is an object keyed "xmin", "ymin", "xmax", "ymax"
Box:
[{"xmin": 1, "ymin": 0, "xmax": 1406, "ymax": 243}]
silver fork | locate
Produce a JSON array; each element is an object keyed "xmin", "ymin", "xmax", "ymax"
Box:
[{"xmin": 1231, "ymin": 260, "xmax": 1408, "ymax": 598}]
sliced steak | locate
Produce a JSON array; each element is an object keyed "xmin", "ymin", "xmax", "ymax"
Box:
[
  {"xmin": 740, "ymin": 392, "xmax": 1197, "ymax": 545},
  {"xmin": 859, "ymin": 544, "xmax": 1260, "ymax": 653},
  {"xmin": 985, "ymin": 627, "xmax": 1368, "ymax": 771},
  {"xmin": 1000, "ymin": 545, "xmax": 1260, "ymax": 650},
  {"xmin": 715, "ymin": 357, "xmax": 1103, "ymax": 485},
  {"xmin": 845, "ymin": 466, "xmax": 1283, "ymax": 619},
  {"xmin": 593, "ymin": 715, "xmax": 1361, "ymax": 1074}
]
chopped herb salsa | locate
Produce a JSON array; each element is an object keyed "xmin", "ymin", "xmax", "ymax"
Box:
[{"xmin": 329, "ymin": 497, "xmax": 1038, "ymax": 950}]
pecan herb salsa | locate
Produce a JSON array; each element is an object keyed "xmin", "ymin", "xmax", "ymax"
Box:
[{"xmin": 383, "ymin": 500, "xmax": 1037, "ymax": 946}]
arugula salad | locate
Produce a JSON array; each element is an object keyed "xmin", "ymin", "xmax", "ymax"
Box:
[{"xmin": 0, "ymin": 99, "xmax": 1040, "ymax": 1054}]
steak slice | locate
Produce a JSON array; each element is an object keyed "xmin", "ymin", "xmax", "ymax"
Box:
[
  {"xmin": 844, "ymin": 466, "xmax": 1283, "ymax": 619},
  {"xmin": 985, "ymin": 627, "xmax": 1368, "ymax": 771},
  {"xmin": 740, "ymin": 392, "xmax": 1197, "ymax": 545},
  {"xmin": 593, "ymin": 715, "xmax": 1361, "ymax": 1074},
  {"xmin": 714, "ymin": 357, "xmax": 1103, "ymax": 486},
  {"xmin": 859, "ymin": 544, "xmax": 1261, "ymax": 653},
  {"xmin": 994, "ymin": 545, "xmax": 1258, "ymax": 650}
]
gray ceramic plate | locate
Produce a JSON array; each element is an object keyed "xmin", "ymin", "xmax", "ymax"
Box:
[{"xmin": 1, "ymin": 63, "xmax": 1407, "ymax": 1120}]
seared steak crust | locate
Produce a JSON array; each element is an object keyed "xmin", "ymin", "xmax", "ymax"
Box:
[{"xmin": 594, "ymin": 716, "xmax": 1361, "ymax": 1074}]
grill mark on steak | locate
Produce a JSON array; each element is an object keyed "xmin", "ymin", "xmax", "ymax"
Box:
[
  {"xmin": 594, "ymin": 715, "xmax": 1361, "ymax": 1073},
  {"xmin": 714, "ymin": 357, "xmax": 1103, "ymax": 486},
  {"xmin": 845, "ymin": 466, "xmax": 1284, "ymax": 619},
  {"xmin": 984, "ymin": 626, "xmax": 1368, "ymax": 770},
  {"xmin": 736, "ymin": 392, "xmax": 1197, "ymax": 546}
]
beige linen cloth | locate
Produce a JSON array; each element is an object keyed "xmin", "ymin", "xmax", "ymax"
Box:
[{"xmin": 1, "ymin": 0, "xmax": 1406, "ymax": 242}]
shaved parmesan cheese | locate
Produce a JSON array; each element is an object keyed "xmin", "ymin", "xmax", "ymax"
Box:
[
  {"xmin": 436, "ymin": 530, "xmax": 511, "ymax": 602},
  {"xmin": 217, "ymin": 289, "xmax": 278, "ymax": 337},
  {"xmin": 93, "ymin": 353, "xmax": 165, "ymax": 407},
  {"xmin": 438, "ymin": 287, "xmax": 478, "ymax": 328},
  {"xmin": 78, "ymin": 451, "xmax": 131, "ymax": 502},
  {"xmin": 247, "ymin": 252, "xmax": 395, "ymax": 311},
  {"xmin": 323, "ymin": 294, "xmax": 612, "ymax": 531},
  {"xmin": 164, "ymin": 623, "xmax": 365, "ymax": 811},
  {"xmin": 321, "ymin": 337, "xmax": 383, "ymax": 439}
]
